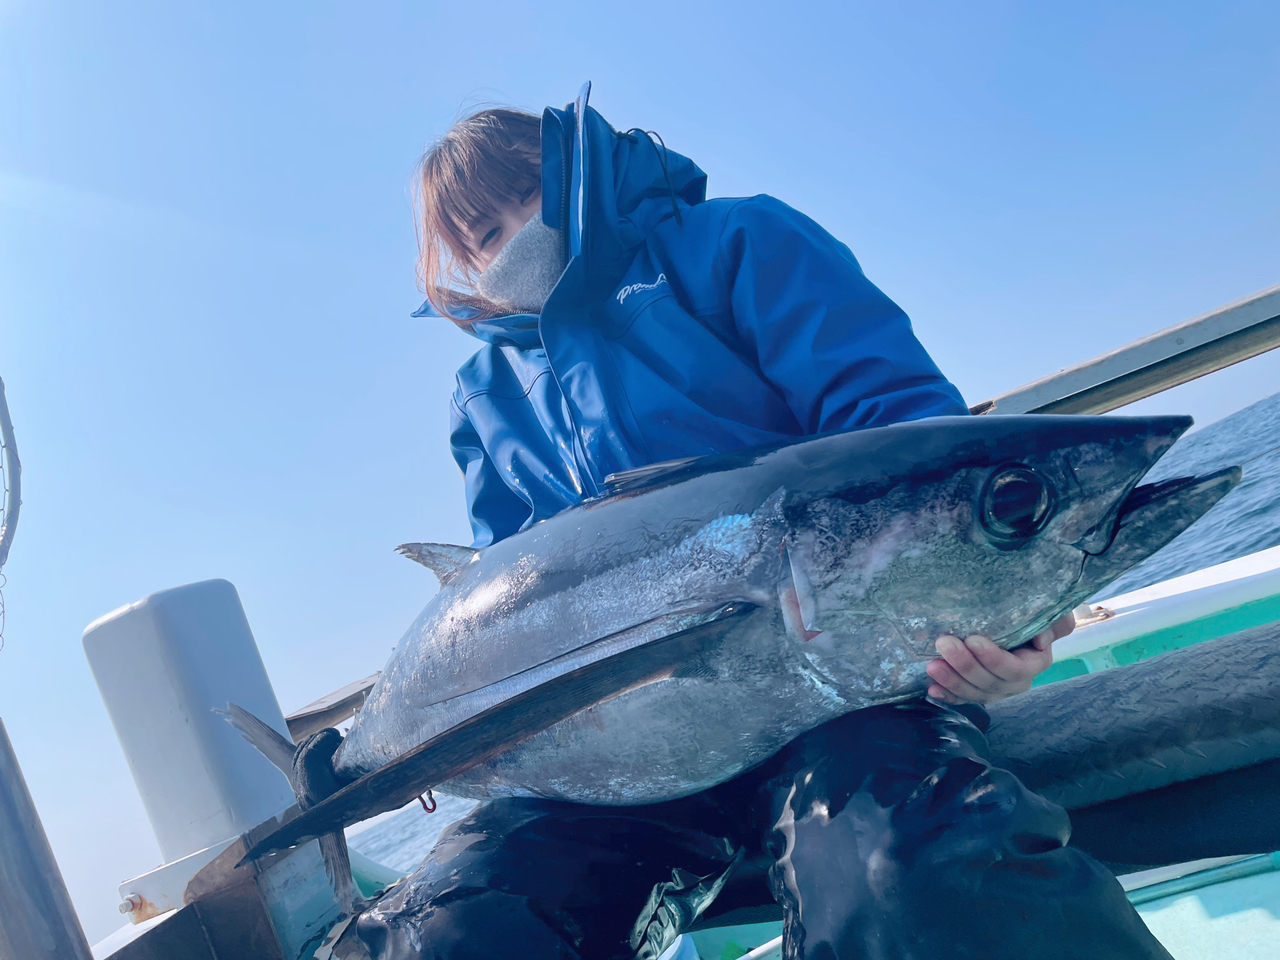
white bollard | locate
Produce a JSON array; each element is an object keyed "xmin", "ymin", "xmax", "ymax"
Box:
[{"xmin": 83, "ymin": 579, "xmax": 296, "ymax": 864}]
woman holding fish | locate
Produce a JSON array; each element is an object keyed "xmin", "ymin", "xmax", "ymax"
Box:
[{"xmin": 360, "ymin": 86, "xmax": 1168, "ymax": 959}]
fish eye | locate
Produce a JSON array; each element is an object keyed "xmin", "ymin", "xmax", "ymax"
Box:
[{"xmin": 979, "ymin": 465, "xmax": 1054, "ymax": 545}]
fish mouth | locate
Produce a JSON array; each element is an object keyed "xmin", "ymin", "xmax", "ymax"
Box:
[
  {"xmin": 1079, "ymin": 465, "xmax": 1242, "ymax": 584},
  {"xmin": 1114, "ymin": 472, "xmax": 1233, "ymax": 530}
]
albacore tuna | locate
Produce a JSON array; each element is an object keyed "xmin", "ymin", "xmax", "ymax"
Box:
[{"xmin": 328, "ymin": 414, "xmax": 1239, "ymax": 806}]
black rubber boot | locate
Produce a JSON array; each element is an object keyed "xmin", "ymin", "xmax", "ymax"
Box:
[{"xmin": 760, "ymin": 700, "xmax": 1174, "ymax": 960}]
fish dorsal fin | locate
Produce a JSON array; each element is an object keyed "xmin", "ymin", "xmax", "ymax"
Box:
[
  {"xmin": 395, "ymin": 542, "xmax": 479, "ymax": 584},
  {"xmin": 604, "ymin": 456, "xmax": 703, "ymax": 494}
]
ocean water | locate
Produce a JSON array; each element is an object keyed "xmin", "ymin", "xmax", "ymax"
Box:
[
  {"xmin": 347, "ymin": 792, "xmax": 477, "ymax": 874},
  {"xmin": 349, "ymin": 391, "xmax": 1280, "ymax": 873}
]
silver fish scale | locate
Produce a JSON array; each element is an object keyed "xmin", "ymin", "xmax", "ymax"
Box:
[{"xmin": 341, "ymin": 502, "xmax": 788, "ymax": 772}]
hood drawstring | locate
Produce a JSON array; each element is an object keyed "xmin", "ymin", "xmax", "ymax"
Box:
[{"xmin": 623, "ymin": 128, "xmax": 684, "ymax": 227}]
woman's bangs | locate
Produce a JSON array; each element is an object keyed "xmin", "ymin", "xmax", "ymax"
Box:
[
  {"xmin": 430, "ymin": 157, "xmax": 530, "ymax": 270},
  {"xmin": 416, "ymin": 107, "xmax": 543, "ymax": 321}
]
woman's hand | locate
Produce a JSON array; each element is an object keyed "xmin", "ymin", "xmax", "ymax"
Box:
[{"xmin": 925, "ymin": 613, "xmax": 1075, "ymax": 704}]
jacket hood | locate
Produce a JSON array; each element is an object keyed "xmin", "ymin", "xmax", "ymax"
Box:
[{"xmin": 414, "ymin": 82, "xmax": 707, "ymax": 345}]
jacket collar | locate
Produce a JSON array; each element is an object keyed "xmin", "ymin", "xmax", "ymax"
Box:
[
  {"xmin": 408, "ymin": 300, "xmax": 543, "ymax": 350},
  {"xmin": 415, "ymin": 82, "xmax": 708, "ymax": 346}
]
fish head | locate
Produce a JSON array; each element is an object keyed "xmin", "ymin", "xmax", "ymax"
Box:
[{"xmin": 774, "ymin": 415, "xmax": 1239, "ymax": 687}]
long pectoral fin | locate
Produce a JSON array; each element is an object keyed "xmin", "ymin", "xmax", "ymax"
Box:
[
  {"xmin": 603, "ymin": 456, "xmax": 704, "ymax": 494},
  {"xmin": 240, "ymin": 602, "xmax": 757, "ymax": 864}
]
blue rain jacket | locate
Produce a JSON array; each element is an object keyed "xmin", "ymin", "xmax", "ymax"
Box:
[{"xmin": 419, "ymin": 85, "xmax": 968, "ymax": 547}]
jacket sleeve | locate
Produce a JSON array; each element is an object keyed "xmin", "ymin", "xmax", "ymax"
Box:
[
  {"xmin": 716, "ymin": 196, "xmax": 968, "ymax": 433},
  {"xmin": 449, "ymin": 397, "xmax": 532, "ymax": 548}
]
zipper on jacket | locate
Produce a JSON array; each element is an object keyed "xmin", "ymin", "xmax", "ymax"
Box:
[{"xmin": 543, "ymin": 102, "xmax": 601, "ymax": 499}]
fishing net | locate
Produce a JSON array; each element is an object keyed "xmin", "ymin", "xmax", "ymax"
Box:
[
  {"xmin": 0, "ymin": 376, "xmax": 19, "ymax": 651},
  {"xmin": 0, "ymin": 449, "xmax": 6, "ymax": 649}
]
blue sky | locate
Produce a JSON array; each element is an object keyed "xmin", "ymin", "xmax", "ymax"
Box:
[{"xmin": 1, "ymin": 0, "xmax": 1278, "ymax": 944}]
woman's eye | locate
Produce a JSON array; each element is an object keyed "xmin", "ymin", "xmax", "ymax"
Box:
[{"xmin": 480, "ymin": 227, "xmax": 500, "ymax": 249}]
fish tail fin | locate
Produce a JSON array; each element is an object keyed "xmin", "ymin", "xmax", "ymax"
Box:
[
  {"xmin": 215, "ymin": 702, "xmax": 299, "ymax": 794},
  {"xmin": 319, "ymin": 830, "xmax": 357, "ymax": 915},
  {"xmin": 216, "ymin": 705, "xmax": 360, "ymax": 914},
  {"xmin": 298, "ymin": 729, "xmax": 361, "ymax": 915}
]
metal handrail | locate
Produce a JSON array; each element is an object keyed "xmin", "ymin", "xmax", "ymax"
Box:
[
  {"xmin": 0, "ymin": 719, "xmax": 95, "ymax": 960},
  {"xmin": 972, "ymin": 284, "xmax": 1280, "ymax": 416}
]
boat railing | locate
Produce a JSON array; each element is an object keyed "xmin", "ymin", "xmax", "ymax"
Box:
[{"xmin": 970, "ymin": 283, "xmax": 1280, "ymax": 415}]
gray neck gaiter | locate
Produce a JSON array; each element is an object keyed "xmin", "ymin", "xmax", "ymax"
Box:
[{"xmin": 475, "ymin": 216, "xmax": 569, "ymax": 315}]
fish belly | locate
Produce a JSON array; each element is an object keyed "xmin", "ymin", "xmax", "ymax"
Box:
[{"xmin": 427, "ymin": 608, "xmax": 929, "ymax": 804}]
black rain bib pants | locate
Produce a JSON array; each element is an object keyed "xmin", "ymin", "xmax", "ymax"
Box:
[{"xmin": 356, "ymin": 700, "xmax": 1173, "ymax": 960}]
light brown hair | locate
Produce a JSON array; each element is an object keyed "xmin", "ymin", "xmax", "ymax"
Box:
[{"xmin": 416, "ymin": 108, "xmax": 543, "ymax": 322}]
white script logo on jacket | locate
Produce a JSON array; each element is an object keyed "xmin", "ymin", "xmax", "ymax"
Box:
[{"xmin": 616, "ymin": 273, "xmax": 667, "ymax": 305}]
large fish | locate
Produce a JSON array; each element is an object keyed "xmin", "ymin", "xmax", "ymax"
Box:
[{"xmin": 326, "ymin": 414, "xmax": 1238, "ymax": 808}]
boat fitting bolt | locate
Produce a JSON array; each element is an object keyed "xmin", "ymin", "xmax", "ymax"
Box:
[{"xmin": 119, "ymin": 894, "xmax": 142, "ymax": 914}]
